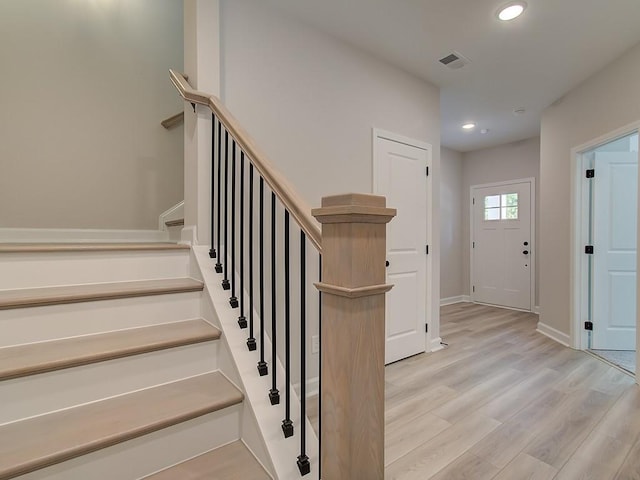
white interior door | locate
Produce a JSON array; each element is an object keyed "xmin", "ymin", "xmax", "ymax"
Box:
[
  {"xmin": 374, "ymin": 134, "xmax": 427, "ymax": 364},
  {"xmin": 592, "ymin": 152, "xmax": 637, "ymax": 350},
  {"xmin": 472, "ymin": 181, "xmax": 532, "ymax": 311}
]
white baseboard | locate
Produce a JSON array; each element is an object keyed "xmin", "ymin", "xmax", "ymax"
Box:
[
  {"xmin": 180, "ymin": 225, "xmax": 197, "ymax": 245},
  {"xmin": 429, "ymin": 337, "xmax": 444, "ymax": 352},
  {"xmin": 0, "ymin": 227, "xmax": 169, "ymax": 243},
  {"xmin": 440, "ymin": 295, "xmax": 471, "ymax": 306},
  {"xmin": 294, "ymin": 376, "xmax": 320, "ymax": 399},
  {"xmin": 533, "ymin": 305, "xmax": 540, "ymax": 314},
  {"xmin": 159, "ymin": 201, "xmax": 184, "ymax": 231},
  {"xmin": 536, "ymin": 321, "xmax": 570, "ymax": 347}
]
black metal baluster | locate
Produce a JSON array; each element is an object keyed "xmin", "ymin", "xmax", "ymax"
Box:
[
  {"xmin": 222, "ymin": 131, "xmax": 230, "ymax": 289},
  {"xmin": 238, "ymin": 152, "xmax": 247, "ymax": 326},
  {"xmin": 229, "ymin": 141, "xmax": 238, "ymax": 306},
  {"xmin": 269, "ymin": 192, "xmax": 280, "ymax": 405},
  {"xmin": 282, "ymin": 211, "xmax": 293, "ymax": 437},
  {"xmin": 215, "ymin": 122, "xmax": 223, "ymax": 273},
  {"xmin": 257, "ymin": 178, "xmax": 268, "ymax": 376},
  {"xmin": 297, "ymin": 231, "xmax": 310, "ymax": 475},
  {"xmin": 209, "ymin": 114, "xmax": 216, "ymax": 259},
  {"xmin": 247, "ymin": 165, "xmax": 257, "ymax": 351}
]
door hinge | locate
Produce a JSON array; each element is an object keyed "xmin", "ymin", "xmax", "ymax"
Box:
[
  {"xmin": 426, "ymin": 245, "xmax": 429, "ymax": 255},
  {"xmin": 584, "ymin": 321, "xmax": 593, "ymax": 331},
  {"xmin": 473, "ymin": 285, "xmax": 475, "ymax": 293},
  {"xmin": 426, "ymin": 166, "xmax": 429, "ymax": 177},
  {"xmin": 473, "ymin": 241, "xmax": 475, "ymax": 248},
  {"xmin": 425, "ymin": 324, "xmax": 428, "ymax": 333},
  {"xmin": 585, "ymin": 245, "xmax": 594, "ymax": 254},
  {"xmin": 586, "ymin": 169, "xmax": 595, "ymax": 178},
  {"xmin": 472, "ymin": 197, "xmax": 475, "ymax": 205}
]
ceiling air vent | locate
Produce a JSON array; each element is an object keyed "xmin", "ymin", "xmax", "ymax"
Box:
[{"xmin": 439, "ymin": 51, "xmax": 471, "ymax": 70}]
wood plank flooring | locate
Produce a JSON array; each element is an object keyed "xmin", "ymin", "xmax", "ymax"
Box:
[
  {"xmin": 144, "ymin": 441, "xmax": 270, "ymax": 480},
  {"xmin": 383, "ymin": 303, "xmax": 640, "ymax": 479},
  {"xmin": 309, "ymin": 303, "xmax": 640, "ymax": 479}
]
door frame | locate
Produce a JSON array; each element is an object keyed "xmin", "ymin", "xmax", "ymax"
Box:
[
  {"xmin": 570, "ymin": 122, "xmax": 640, "ymax": 374},
  {"xmin": 372, "ymin": 128, "xmax": 438, "ymax": 353},
  {"xmin": 470, "ymin": 177, "xmax": 536, "ymax": 312}
]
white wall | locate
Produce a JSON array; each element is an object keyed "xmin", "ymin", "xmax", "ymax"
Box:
[
  {"xmin": 461, "ymin": 137, "xmax": 541, "ymax": 304},
  {"xmin": 440, "ymin": 147, "xmax": 464, "ymax": 300},
  {"xmin": 0, "ymin": 0, "xmax": 184, "ymax": 230},
  {"xmin": 540, "ymin": 42, "xmax": 640, "ymax": 336}
]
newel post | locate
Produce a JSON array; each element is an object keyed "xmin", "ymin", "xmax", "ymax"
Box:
[{"xmin": 312, "ymin": 193, "xmax": 396, "ymax": 480}]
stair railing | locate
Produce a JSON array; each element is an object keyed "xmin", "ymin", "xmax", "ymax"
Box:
[{"xmin": 170, "ymin": 69, "xmax": 395, "ymax": 479}]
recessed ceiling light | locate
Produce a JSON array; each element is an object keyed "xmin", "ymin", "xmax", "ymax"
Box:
[
  {"xmin": 462, "ymin": 122, "xmax": 476, "ymax": 130},
  {"xmin": 513, "ymin": 107, "xmax": 526, "ymax": 115},
  {"xmin": 497, "ymin": 1, "xmax": 527, "ymax": 21}
]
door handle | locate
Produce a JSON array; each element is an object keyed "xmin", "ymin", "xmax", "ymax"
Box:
[
  {"xmin": 523, "ymin": 250, "xmax": 529, "ymax": 255},
  {"xmin": 386, "ymin": 260, "xmax": 390, "ymax": 267}
]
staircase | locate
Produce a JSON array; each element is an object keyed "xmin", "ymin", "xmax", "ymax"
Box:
[{"xmin": 0, "ymin": 243, "xmax": 271, "ymax": 479}]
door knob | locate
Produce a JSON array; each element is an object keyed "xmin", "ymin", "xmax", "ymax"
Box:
[
  {"xmin": 385, "ymin": 260, "xmax": 390, "ymax": 267},
  {"xmin": 523, "ymin": 250, "xmax": 529, "ymax": 255},
  {"xmin": 524, "ymin": 241, "xmax": 529, "ymax": 246}
]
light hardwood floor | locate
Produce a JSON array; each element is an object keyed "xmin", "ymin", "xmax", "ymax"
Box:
[
  {"xmin": 385, "ymin": 303, "xmax": 640, "ymax": 479},
  {"xmin": 312, "ymin": 303, "xmax": 640, "ymax": 479}
]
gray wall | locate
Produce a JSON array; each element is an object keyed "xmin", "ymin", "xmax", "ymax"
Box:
[
  {"xmin": 0, "ymin": 0, "xmax": 184, "ymax": 230},
  {"xmin": 440, "ymin": 147, "xmax": 464, "ymax": 299},
  {"xmin": 438, "ymin": 138, "xmax": 540, "ymax": 304},
  {"xmin": 540, "ymin": 42, "xmax": 640, "ymax": 335},
  {"xmin": 462, "ymin": 137, "xmax": 541, "ymax": 305},
  {"xmin": 219, "ymin": 0, "xmax": 441, "ymax": 210}
]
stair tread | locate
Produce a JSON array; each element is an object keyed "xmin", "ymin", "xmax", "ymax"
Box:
[
  {"xmin": 0, "ymin": 243, "xmax": 189, "ymax": 253},
  {"xmin": 0, "ymin": 319, "xmax": 221, "ymax": 381},
  {"xmin": 0, "ymin": 278, "xmax": 204, "ymax": 310},
  {"xmin": 145, "ymin": 441, "xmax": 271, "ymax": 480},
  {"xmin": 0, "ymin": 372, "xmax": 243, "ymax": 480},
  {"xmin": 164, "ymin": 219, "xmax": 185, "ymax": 227}
]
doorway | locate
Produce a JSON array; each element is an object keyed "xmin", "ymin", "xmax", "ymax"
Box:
[
  {"xmin": 577, "ymin": 131, "xmax": 639, "ymax": 373},
  {"xmin": 373, "ymin": 129, "xmax": 431, "ymax": 364},
  {"xmin": 470, "ymin": 179, "xmax": 535, "ymax": 311}
]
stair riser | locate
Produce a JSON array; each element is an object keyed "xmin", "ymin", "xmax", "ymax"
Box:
[
  {"xmin": 11, "ymin": 405, "xmax": 242, "ymax": 480},
  {"xmin": 0, "ymin": 251, "xmax": 191, "ymax": 290},
  {"xmin": 0, "ymin": 292, "xmax": 201, "ymax": 347},
  {"xmin": 0, "ymin": 343, "xmax": 219, "ymax": 425}
]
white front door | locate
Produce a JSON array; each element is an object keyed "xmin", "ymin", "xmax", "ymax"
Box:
[
  {"xmin": 592, "ymin": 152, "xmax": 637, "ymax": 350},
  {"xmin": 472, "ymin": 180, "xmax": 533, "ymax": 311},
  {"xmin": 374, "ymin": 133, "xmax": 428, "ymax": 364}
]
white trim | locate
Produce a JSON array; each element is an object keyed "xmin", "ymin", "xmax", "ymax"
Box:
[
  {"xmin": 372, "ymin": 128, "xmax": 430, "ymax": 151},
  {"xmin": 536, "ymin": 321, "xmax": 571, "ymax": 347},
  {"xmin": 570, "ymin": 122, "xmax": 640, "ymax": 374},
  {"xmin": 440, "ymin": 295, "xmax": 469, "ymax": 306},
  {"xmin": 470, "ymin": 177, "xmax": 536, "ymax": 313},
  {"xmin": 180, "ymin": 225, "xmax": 197, "ymax": 245},
  {"xmin": 293, "ymin": 376, "xmax": 320, "ymax": 399},
  {"xmin": 0, "ymin": 228, "xmax": 169, "ymax": 244},
  {"xmin": 429, "ymin": 337, "xmax": 444, "ymax": 352},
  {"xmin": 159, "ymin": 201, "xmax": 185, "ymax": 231},
  {"xmin": 533, "ymin": 305, "xmax": 540, "ymax": 315},
  {"xmin": 372, "ymin": 128, "xmax": 433, "ymax": 359}
]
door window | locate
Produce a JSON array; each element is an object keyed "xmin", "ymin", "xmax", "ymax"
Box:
[{"xmin": 484, "ymin": 193, "xmax": 518, "ymax": 221}]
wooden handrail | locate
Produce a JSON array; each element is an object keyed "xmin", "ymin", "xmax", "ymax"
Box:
[
  {"xmin": 161, "ymin": 112, "xmax": 184, "ymax": 129},
  {"xmin": 169, "ymin": 69, "xmax": 322, "ymax": 252}
]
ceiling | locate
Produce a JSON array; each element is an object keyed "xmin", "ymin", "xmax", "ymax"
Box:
[{"xmin": 265, "ymin": 0, "xmax": 640, "ymax": 152}]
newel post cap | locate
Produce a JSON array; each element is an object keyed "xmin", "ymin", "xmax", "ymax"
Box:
[{"xmin": 311, "ymin": 193, "xmax": 396, "ymax": 224}]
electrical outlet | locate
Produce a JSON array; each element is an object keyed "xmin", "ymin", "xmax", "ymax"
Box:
[{"xmin": 311, "ymin": 335, "xmax": 320, "ymax": 354}]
